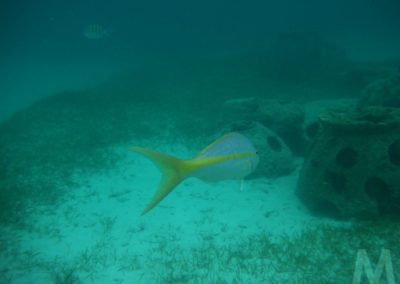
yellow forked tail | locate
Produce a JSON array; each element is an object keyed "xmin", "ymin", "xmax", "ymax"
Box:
[
  {"xmin": 130, "ymin": 147, "xmax": 255, "ymax": 215},
  {"xmin": 129, "ymin": 147, "xmax": 189, "ymax": 215}
]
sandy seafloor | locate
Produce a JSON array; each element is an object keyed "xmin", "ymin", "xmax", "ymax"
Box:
[
  {"xmin": 0, "ymin": 97, "xmax": 399, "ymax": 284},
  {"xmin": 0, "ymin": 115, "xmax": 322, "ymax": 283},
  {"xmin": 0, "ymin": 141, "xmax": 309, "ymax": 282}
]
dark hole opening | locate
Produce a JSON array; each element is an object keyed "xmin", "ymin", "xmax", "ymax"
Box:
[{"xmin": 336, "ymin": 147, "xmax": 358, "ymax": 169}]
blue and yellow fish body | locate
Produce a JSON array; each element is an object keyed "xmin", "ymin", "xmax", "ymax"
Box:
[{"xmin": 130, "ymin": 132, "xmax": 259, "ymax": 214}]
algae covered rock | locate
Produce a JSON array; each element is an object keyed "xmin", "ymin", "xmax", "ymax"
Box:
[
  {"xmin": 222, "ymin": 120, "xmax": 295, "ymax": 178},
  {"xmin": 297, "ymin": 107, "xmax": 400, "ymax": 219}
]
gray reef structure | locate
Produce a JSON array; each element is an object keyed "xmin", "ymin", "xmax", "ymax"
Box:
[{"xmin": 297, "ymin": 106, "xmax": 400, "ymax": 219}]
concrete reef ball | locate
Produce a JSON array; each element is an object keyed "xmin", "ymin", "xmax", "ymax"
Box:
[{"xmin": 297, "ymin": 106, "xmax": 400, "ymax": 220}]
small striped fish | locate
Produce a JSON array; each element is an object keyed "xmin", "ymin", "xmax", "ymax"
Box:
[{"xmin": 83, "ymin": 24, "xmax": 112, "ymax": 39}]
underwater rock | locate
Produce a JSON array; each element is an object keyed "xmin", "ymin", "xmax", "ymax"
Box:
[
  {"xmin": 359, "ymin": 75, "xmax": 400, "ymax": 108},
  {"xmin": 297, "ymin": 107, "xmax": 400, "ymax": 220},
  {"xmin": 223, "ymin": 120, "xmax": 295, "ymax": 178}
]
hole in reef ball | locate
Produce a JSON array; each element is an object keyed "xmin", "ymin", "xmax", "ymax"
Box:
[
  {"xmin": 388, "ymin": 139, "xmax": 400, "ymax": 166},
  {"xmin": 267, "ymin": 136, "xmax": 282, "ymax": 152},
  {"xmin": 335, "ymin": 147, "xmax": 358, "ymax": 169},
  {"xmin": 365, "ymin": 177, "xmax": 389, "ymax": 203}
]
